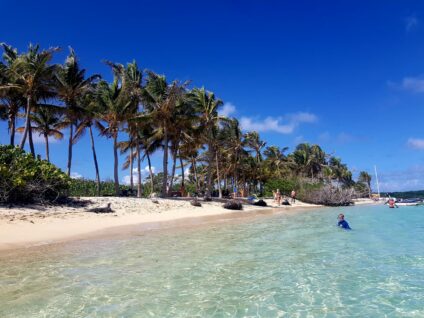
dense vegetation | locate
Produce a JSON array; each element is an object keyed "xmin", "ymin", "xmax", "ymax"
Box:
[
  {"xmin": 0, "ymin": 43, "xmax": 373, "ymax": 204},
  {"xmin": 387, "ymin": 190, "xmax": 424, "ymax": 199},
  {"xmin": 0, "ymin": 145, "xmax": 70, "ymax": 203}
]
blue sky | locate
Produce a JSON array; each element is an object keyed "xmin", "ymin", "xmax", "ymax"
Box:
[{"xmin": 2, "ymin": 0, "xmax": 424, "ymax": 191}]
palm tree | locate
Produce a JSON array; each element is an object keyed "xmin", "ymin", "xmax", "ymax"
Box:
[
  {"xmin": 0, "ymin": 43, "xmax": 59, "ymax": 156},
  {"xmin": 140, "ymin": 72, "xmax": 188, "ymax": 197},
  {"xmin": 244, "ymin": 131, "xmax": 267, "ymax": 194},
  {"xmin": 190, "ymin": 87, "xmax": 224, "ymax": 197},
  {"xmin": 0, "ymin": 44, "xmax": 26, "ymax": 146},
  {"xmin": 55, "ymin": 47, "xmax": 100, "ymax": 176},
  {"xmin": 16, "ymin": 107, "xmax": 64, "ymax": 162},
  {"xmin": 73, "ymin": 90, "xmax": 102, "ymax": 195},
  {"xmin": 108, "ymin": 60, "xmax": 144, "ymax": 197},
  {"xmin": 263, "ymin": 146, "xmax": 289, "ymax": 178},
  {"xmin": 118, "ymin": 130, "xmax": 137, "ymax": 192},
  {"xmin": 244, "ymin": 131, "xmax": 266, "ymax": 163},
  {"xmin": 358, "ymin": 171, "xmax": 372, "ymax": 197},
  {"xmin": 219, "ymin": 118, "xmax": 246, "ymax": 194},
  {"xmin": 95, "ymin": 76, "xmax": 133, "ymax": 196},
  {"xmin": 292, "ymin": 143, "xmax": 326, "ymax": 179}
]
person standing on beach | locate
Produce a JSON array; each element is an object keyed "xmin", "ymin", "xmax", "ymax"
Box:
[
  {"xmin": 291, "ymin": 190, "xmax": 296, "ymax": 203},
  {"xmin": 276, "ymin": 189, "xmax": 282, "ymax": 205}
]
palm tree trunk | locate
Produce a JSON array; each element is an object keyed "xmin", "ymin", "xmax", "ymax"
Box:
[
  {"xmin": 129, "ymin": 146, "xmax": 134, "ymax": 191},
  {"xmin": 19, "ymin": 96, "xmax": 31, "ymax": 150},
  {"xmin": 67, "ymin": 124, "xmax": 73, "ymax": 176},
  {"xmin": 136, "ymin": 143, "xmax": 142, "ymax": 198},
  {"xmin": 168, "ymin": 145, "xmax": 178, "ymax": 195},
  {"xmin": 113, "ymin": 132, "xmax": 119, "ymax": 196},
  {"xmin": 179, "ymin": 153, "xmax": 185, "ymax": 190},
  {"xmin": 88, "ymin": 125, "xmax": 101, "ymax": 196},
  {"xmin": 146, "ymin": 151, "xmax": 154, "ymax": 194},
  {"xmin": 9, "ymin": 114, "xmax": 15, "ymax": 146},
  {"xmin": 161, "ymin": 129, "xmax": 169, "ymax": 197},
  {"xmin": 44, "ymin": 133, "xmax": 50, "ymax": 162},
  {"xmin": 191, "ymin": 157, "xmax": 199, "ymax": 193},
  {"xmin": 28, "ymin": 121, "xmax": 35, "ymax": 157},
  {"xmin": 215, "ymin": 150, "xmax": 222, "ymax": 198},
  {"xmin": 206, "ymin": 142, "xmax": 214, "ymax": 197}
]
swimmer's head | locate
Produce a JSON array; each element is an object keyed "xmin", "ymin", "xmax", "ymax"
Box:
[{"xmin": 338, "ymin": 213, "xmax": 344, "ymax": 220}]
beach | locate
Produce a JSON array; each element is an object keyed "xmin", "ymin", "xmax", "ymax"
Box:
[{"xmin": 0, "ymin": 197, "xmax": 327, "ymax": 251}]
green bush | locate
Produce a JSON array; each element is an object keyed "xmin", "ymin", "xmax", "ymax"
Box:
[
  {"xmin": 0, "ymin": 145, "xmax": 70, "ymax": 203},
  {"xmin": 69, "ymin": 178, "xmax": 134, "ymax": 197},
  {"xmin": 263, "ymin": 179, "xmax": 296, "ymax": 197}
]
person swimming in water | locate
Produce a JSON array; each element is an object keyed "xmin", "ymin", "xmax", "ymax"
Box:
[{"xmin": 337, "ymin": 213, "xmax": 351, "ymax": 230}]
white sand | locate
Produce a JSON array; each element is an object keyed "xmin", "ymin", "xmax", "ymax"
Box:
[{"xmin": 0, "ymin": 197, "xmax": 320, "ymax": 251}]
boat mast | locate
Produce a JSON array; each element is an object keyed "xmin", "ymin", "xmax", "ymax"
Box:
[{"xmin": 374, "ymin": 165, "xmax": 380, "ymax": 198}]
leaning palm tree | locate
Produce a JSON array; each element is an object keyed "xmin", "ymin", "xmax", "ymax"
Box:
[
  {"xmin": 55, "ymin": 47, "xmax": 100, "ymax": 176},
  {"xmin": 0, "ymin": 43, "xmax": 59, "ymax": 155},
  {"xmin": 73, "ymin": 90, "xmax": 102, "ymax": 195},
  {"xmin": 16, "ymin": 107, "xmax": 64, "ymax": 162},
  {"xmin": 140, "ymin": 72, "xmax": 189, "ymax": 197},
  {"xmin": 190, "ymin": 87, "xmax": 224, "ymax": 197}
]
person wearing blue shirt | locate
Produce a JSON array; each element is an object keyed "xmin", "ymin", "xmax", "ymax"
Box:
[{"xmin": 337, "ymin": 213, "xmax": 351, "ymax": 230}]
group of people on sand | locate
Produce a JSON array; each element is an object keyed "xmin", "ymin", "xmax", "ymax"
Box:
[{"xmin": 273, "ymin": 189, "xmax": 296, "ymax": 206}]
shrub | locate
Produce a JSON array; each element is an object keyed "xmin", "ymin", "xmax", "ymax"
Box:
[
  {"xmin": 69, "ymin": 178, "xmax": 133, "ymax": 197},
  {"xmin": 263, "ymin": 179, "xmax": 296, "ymax": 197},
  {"xmin": 0, "ymin": 145, "xmax": 70, "ymax": 203},
  {"xmin": 300, "ymin": 185, "xmax": 354, "ymax": 206},
  {"xmin": 223, "ymin": 200, "xmax": 243, "ymax": 210}
]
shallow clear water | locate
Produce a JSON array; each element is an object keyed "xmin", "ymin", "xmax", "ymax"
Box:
[{"xmin": 1, "ymin": 205, "xmax": 423, "ymax": 317}]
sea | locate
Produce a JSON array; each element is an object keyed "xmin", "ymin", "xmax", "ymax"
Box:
[{"xmin": 0, "ymin": 204, "xmax": 423, "ymax": 317}]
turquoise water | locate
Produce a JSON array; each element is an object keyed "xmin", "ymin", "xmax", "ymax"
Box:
[{"xmin": 1, "ymin": 205, "xmax": 423, "ymax": 317}]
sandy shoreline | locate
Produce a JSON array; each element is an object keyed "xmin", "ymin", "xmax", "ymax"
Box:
[{"xmin": 0, "ymin": 197, "xmax": 375, "ymax": 252}]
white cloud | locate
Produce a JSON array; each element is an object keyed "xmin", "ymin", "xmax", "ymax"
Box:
[
  {"xmin": 15, "ymin": 133, "xmax": 63, "ymax": 144},
  {"xmin": 71, "ymin": 172, "xmax": 83, "ymax": 179},
  {"xmin": 240, "ymin": 116, "xmax": 295, "ymax": 134},
  {"xmin": 240, "ymin": 112, "xmax": 318, "ymax": 134},
  {"xmin": 400, "ymin": 76, "xmax": 424, "ymax": 93},
  {"xmin": 122, "ymin": 166, "xmax": 156, "ymax": 185},
  {"xmin": 407, "ymin": 138, "xmax": 424, "ymax": 150},
  {"xmin": 220, "ymin": 102, "xmax": 236, "ymax": 117},
  {"xmin": 405, "ymin": 15, "xmax": 418, "ymax": 32}
]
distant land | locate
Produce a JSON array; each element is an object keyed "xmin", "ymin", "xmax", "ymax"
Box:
[{"xmin": 387, "ymin": 190, "xmax": 424, "ymax": 199}]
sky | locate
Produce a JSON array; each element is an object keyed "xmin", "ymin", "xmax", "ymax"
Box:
[{"xmin": 1, "ymin": 0, "xmax": 424, "ymax": 192}]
